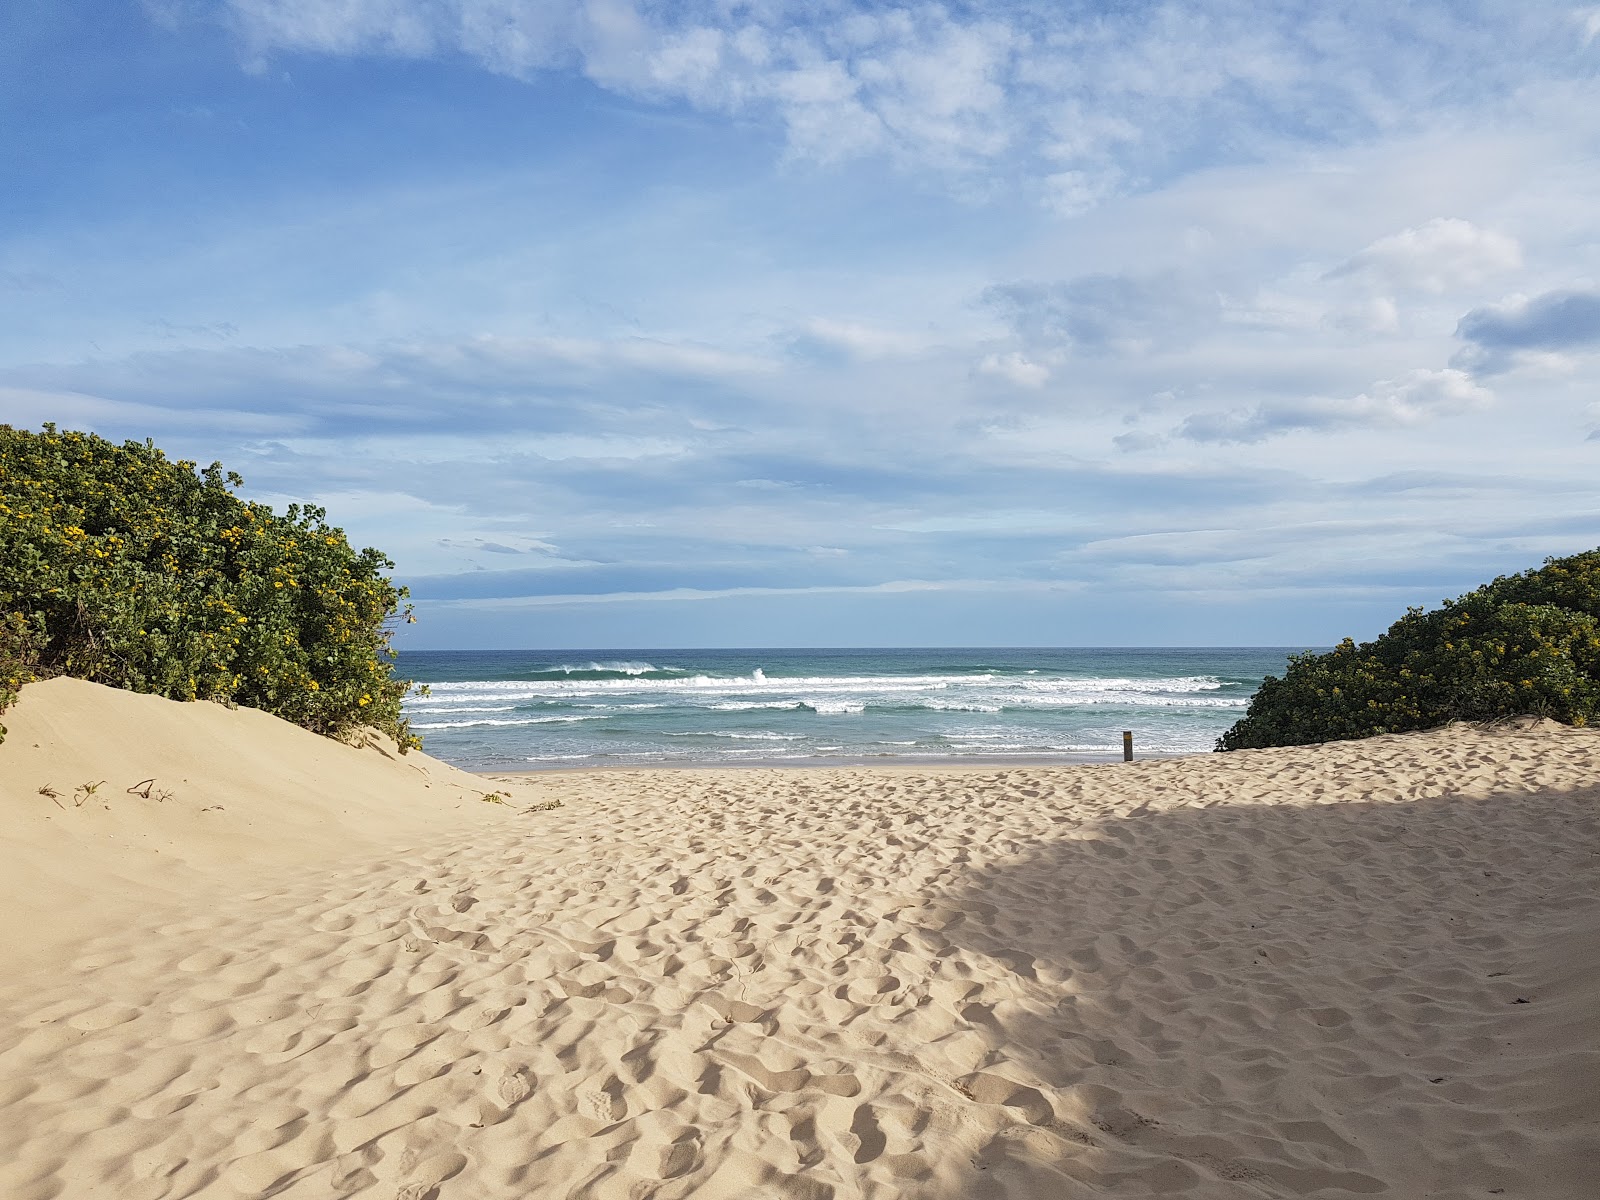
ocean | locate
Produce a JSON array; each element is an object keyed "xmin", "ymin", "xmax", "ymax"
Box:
[{"xmin": 396, "ymin": 647, "xmax": 1303, "ymax": 771}]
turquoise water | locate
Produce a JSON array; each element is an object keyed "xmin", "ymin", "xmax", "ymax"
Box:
[{"xmin": 397, "ymin": 647, "xmax": 1301, "ymax": 771}]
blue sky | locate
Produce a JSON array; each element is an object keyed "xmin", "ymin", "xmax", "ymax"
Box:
[{"xmin": 4, "ymin": 1, "xmax": 1599, "ymax": 649}]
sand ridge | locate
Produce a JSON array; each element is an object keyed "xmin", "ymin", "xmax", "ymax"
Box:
[{"xmin": 1, "ymin": 684, "xmax": 1597, "ymax": 1198}]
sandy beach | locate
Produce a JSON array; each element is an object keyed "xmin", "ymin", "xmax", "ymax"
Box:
[{"xmin": 1, "ymin": 677, "xmax": 1596, "ymax": 1199}]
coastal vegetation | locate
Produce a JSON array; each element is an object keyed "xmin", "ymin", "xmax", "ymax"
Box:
[
  {"xmin": 0, "ymin": 425, "xmax": 417, "ymax": 749},
  {"xmin": 1219, "ymin": 550, "xmax": 1600, "ymax": 750}
]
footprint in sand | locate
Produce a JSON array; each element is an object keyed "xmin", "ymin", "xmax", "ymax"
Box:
[
  {"xmin": 962, "ymin": 1072, "xmax": 1055, "ymax": 1125},
  {"xmin": 629, "ymin": 1128, "xmax": 703, "ymax": 1181},
  {"xmin": 579, "ymin": 1076, "xmax": 629, "ymax": 1122},
  {"xmin": 495, "ymin": 1067, "xmax": 532, "ymax": 1106},
  {"xmin": 847, "ymin": 1103, "xmax": 888, "ymax": 1163},
  {"xmin": 393, "ymin": 1150, "xmax": 467, "ymax": 1200}
]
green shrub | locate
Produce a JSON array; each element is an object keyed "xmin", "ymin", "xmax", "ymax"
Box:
[
  {"xmin": 1219, "ymin": 549, "xmax": 1600, "ymax": 750},
  {"xmin": 0, "ymin": 424, "xmax": 418, "ymax": 749}
]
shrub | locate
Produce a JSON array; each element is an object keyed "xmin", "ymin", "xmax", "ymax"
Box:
[
  {"xmin": 1218, "ymin": 549, "xmax": 1600, "ymax": 750},
  {"xmin": 0, "ymin": 424, "xmax": 418, "ymax": 749}
]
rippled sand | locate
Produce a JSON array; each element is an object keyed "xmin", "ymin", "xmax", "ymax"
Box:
[{"xmin": 2, "ymin": 679, "xmax": 1596, "ymax": 1198}]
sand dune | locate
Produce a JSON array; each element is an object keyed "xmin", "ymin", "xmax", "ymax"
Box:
[
  {"xmin": 1, "ymin": 680, "xmax": 1597, "ymax": 1199},
  {"xmin": 0, "ymin": 677, "xmax": 515, "ymax": 971}
]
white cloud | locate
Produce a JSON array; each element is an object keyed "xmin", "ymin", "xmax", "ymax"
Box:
[
  {"xmin": 793, "ymin": 318, "xmax": 930, "ymax": 360},
  {"xmin": 430, "ymin": 576, "xmax": 1081, "ymax": 609},
  {"xmin": 227, "ymin": 0, "xmax": 444, "ymax": 62},
  {"xmin": 1041, "ymin": 168, "xmax": 1122, "ymax": 218},
  {"xmin": 1182, "ymin": 369, "xmax": 1493, "ymax": 443},
  {"xmin": 976, "ymin": 351, "xmax": 1049, "ymax": 388},
  {"xmin": 528, "ymin": 2, "xmax": 1021, "ymax": 170},
  {"xmin": 1579, "ymin": 7, "xmax": 1600, "ymax": 46},
  {"xmin": 1345, "ymin": 368, "xmax": 1495, "ymax": 423},
  {"xmin": 460, "ymin": 0, "xmax": 580, "ymax": 73},
  {"xmin": 1330, "ymin": 217, "xmax": 1522, "ymax": 294},
  {"xmin": 1077, "ymin": 527, "xmax": 1271, "ymax": 566},
  {"xmin": 0, "ymin": 385, "xmax": 304, "ymax": 436},
  {"xmin": 1325, "ymin": 295, "xmax": 1401, "ymax": 335},
  {"xmin": 987, "ymin": 271, "xmax": 1223, "ymax": 358},
  {"xmin": 1111, "ymin": 429, "xmax": 1165, "ymax": 452},
  {"xmin": 437, "ymin": 533, "xmax": 563, "ymax": 555},
  {"xmin": 523, "ymin": 433, "xmax": 692, "ymax": 461},
  {"xmin": 419, "ymin": 334, "xmax": 775, "ymax": 380},
  {"xmin": 206, "ymin": 2, "xmax": 1599, "ymax": 200}
]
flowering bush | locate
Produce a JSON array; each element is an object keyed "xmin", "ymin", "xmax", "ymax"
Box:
[
  {"xmin": 1219, "ymin": 550, "xmax": 1600, "ymax": 750},
  {"xmin": 0, "ymin": 424, "xmax": 418, "ymax": 749}
]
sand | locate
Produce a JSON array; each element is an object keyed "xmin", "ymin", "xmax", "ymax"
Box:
[{"xmin": 1, "ymin": 679, "xmax": 1596, "ymax": 1199}]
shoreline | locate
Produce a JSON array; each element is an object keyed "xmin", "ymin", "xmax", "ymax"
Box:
[{"xmin": 475, "ymin": 749, "xmax": 1201, "ymax": 776}]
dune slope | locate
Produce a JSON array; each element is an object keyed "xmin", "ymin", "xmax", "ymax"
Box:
[{"xmin": 0, "ymin": 677, "xmax": 517, "ymax": 970}]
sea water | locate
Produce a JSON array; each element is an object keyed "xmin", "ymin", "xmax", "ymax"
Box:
[{"xmin": 397, "ymin": 647, "xmax": 1303, "ymax": 771}]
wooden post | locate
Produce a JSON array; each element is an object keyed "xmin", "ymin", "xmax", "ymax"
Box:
[{"xmin": 1123, "ymin": 731, "xmax": 1134, "ymax": 762}]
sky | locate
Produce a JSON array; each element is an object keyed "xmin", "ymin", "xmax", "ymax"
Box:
[{"xmin": 3, "ymin": 1, "xmax": 1599, "ymax": 650}]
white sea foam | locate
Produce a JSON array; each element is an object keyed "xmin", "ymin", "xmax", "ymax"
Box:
[
  {"xmin": 410, "ymin": 686, "xmax": 592, "ymax": 703},
  {"xmin": 405, "ymin": 704, "xmax": 520, "ymax": 715},
  {"xmin": 664, "ymin": 730, "xmax": 804, "ymax": 740},
  {"xmin": 945, "ymin": 743, "xmax": 1124, "ymax": 755},
  {"xmin": 419, "ymin": 671, "xmax": 1227, "ymax": 701},
  {"xmin": 1010, "ymin": 693, "xmax": 1247, "ymax": 708},
  {"xmin": 408, "ymin": 673, "xmax": 1247, "ymax": 725},
  {"xmin": 1014, "ymin": 675, "xmax": 1224, "ymax": 693},
  {"xmin": 410, "ymin": 715, "xmax": 609, "ymax": 730},
  {"xmin": 550, "ymin": 661, "xmax": 659, "ymax": 675},
  {"xmin": 804, "ymin": 700, "xmax": 867, "ymax": 714},
  {"xmin": 424, "ymin": 672, "xmax": 983, "ymax": 697}
]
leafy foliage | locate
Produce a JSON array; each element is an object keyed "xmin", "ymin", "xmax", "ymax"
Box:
[
  {"xmin": 0, "ymin": 424, "xmax": 418, "ymax": 749},
  {"xmin": 1219, "ymin": 550, "xmax": 1600, "ymax": 750}
]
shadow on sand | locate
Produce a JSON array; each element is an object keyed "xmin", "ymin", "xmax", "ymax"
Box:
[{"xmin": 914, "ymin": 780, "xmax": 1600, "ymax": 1198}]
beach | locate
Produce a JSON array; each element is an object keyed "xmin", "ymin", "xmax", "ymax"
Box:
[{"xmin": 2, "ymin": 677, "xmax": 1596, "ymax": 1199}]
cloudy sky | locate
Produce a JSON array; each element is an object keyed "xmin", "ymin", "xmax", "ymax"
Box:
[{"xmin": 5, "ymin": 1, "xmax": 1599, "ymax": 649}]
